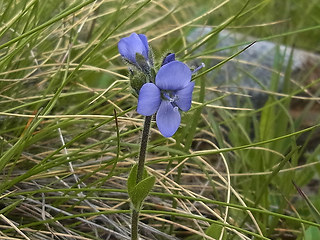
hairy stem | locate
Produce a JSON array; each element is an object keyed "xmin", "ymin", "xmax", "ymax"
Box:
[{"xmin": 131, "ymin": 115, "xmax": 152, "ymax": 240}]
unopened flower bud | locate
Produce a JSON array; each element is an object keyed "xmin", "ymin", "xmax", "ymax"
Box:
[{"xmin": 130, "ymin": 71, "xmax": 147, "ymax": 97}]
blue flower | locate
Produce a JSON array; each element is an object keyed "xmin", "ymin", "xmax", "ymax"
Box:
[
  {"xmin": 118, "ymin": 33, "xmax": 151, "ymax": 71},
  {"xmin": 137, "ymin": 61, "xmax": 194, "ymax": 137}
]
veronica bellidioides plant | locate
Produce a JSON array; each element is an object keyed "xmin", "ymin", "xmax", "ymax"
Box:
[{"xmin": 118, "ymin": 32, "xmax": 202, "ymax": 239}]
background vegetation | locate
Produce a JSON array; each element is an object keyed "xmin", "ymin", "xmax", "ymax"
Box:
[{"xmin": 0, "ymin": 0, "xmax": 319, "ymax": 239}]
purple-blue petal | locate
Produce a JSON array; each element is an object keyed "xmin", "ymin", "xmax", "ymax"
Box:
[
  {"xmin": 175, "ymin": 81, "xmax": 195, "ymax": 111},
  {"xmin": 118, "ymin": 33, "xmax": 149, "ymax": 64},
  {"xmin": 162, "ymin": 53, "xmax": 175, "ymax": 66},
  {"xmin": 138, "ymin": 34, "xmax": 149, "ymax": 59},
  {"xmin": 137, "ymin": 83, "xmax": 161, "ymax": 116},
  {"xmin": 155, "ymin": 61, "xmax": 192, "ymax": 91},
  {"xmin": 156, "ymin": 100, "xmax": 181, "ymax": 137}
]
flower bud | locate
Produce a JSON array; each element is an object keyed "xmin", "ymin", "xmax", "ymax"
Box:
[
  {"xmin": 135, "ymin": 53, "xmax": 151, "ymax": 74},
  {"xmin": 130, "ymin": 71, "xmax": 147, "ymax": 97},
  {"xmin": 118, "ymin": 33, "xmax": 151, "ymax": 73},
  {"xmin": 161, "ymin": 53, "xmax": 175, "ymax": 66}
]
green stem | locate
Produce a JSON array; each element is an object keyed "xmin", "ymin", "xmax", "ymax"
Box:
[
  {"xmin": 131, "ymin": 115, "xmax": 152, "ymax": 240},
  {"xmin": 131, "ymin": 209, "xmax": 139, "ymax": 240},
  {"xmin": 136, "ymin": 115, "xmax": 152, "ymax": 183}
]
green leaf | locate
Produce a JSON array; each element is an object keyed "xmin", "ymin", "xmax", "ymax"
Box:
[
  {"xmin": 293, "ymin": 182, "xmax": 320, "ymax": 224},
  {"xmin": 142, "ymin": 168, "xmax": 148, "ymax": 180},
  {"xmin": 0, "ymin": 199, "xmax": 23, "ymax": 214},
  {"xmin": 127, "ymin": 164, "xmax": 138, "ymax": 194},
  {"xmin": 130, "ymin": 175, "xmax": 156, "ymax": 210},
  {"xmin": 305, "ymin": 226, "xmax": 320, "ymax": 240},
  {"xmin": 205, "ymin": 222, "xmax": 227, "ymax": 240},
  {"xmin": 127, "ymin": 164, "xmax": 149, "ymax": 195}
]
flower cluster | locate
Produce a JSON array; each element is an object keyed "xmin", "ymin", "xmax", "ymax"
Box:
[{"xmin": 118, "ymin": 33, "xmax": 199, "ymax": 137}]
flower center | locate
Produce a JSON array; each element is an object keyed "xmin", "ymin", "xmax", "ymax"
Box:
[{"xmin": 162, "ymin": 91, "xmax": 179, "ymax": 103}]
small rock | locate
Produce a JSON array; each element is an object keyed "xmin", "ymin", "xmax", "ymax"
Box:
[{"xmin": 188, "ymin": 28, "xmax": 320, "ymax": 109}]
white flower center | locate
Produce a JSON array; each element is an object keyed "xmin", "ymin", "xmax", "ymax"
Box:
[{"xmin": 162, "ymin": 91, "xmax": 179, "ymax": 103}]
